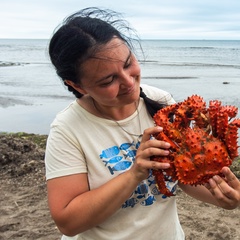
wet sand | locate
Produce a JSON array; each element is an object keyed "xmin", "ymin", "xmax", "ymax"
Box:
[{"xmin": 0, "ymin": 133, "xmax": 240, "ymax": 240}]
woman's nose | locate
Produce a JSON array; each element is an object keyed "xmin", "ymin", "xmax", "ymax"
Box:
[{"xmin": 119, "ymin": 72, "xmax": 134, "ymax": 87}]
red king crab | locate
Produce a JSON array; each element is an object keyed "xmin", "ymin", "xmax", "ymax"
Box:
[{"xmin": 151, "ymin": 95, "xmax": 240, "ymax": 197}]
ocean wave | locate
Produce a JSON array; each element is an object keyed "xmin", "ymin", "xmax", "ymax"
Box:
[
  {"xmin": 142, "ymin": 76, "xmax": 198, "ymax": 80},
  {"xmin": 141, "ymin": 61, "xmax": 240, "ymax": 69},
  {"xmin": 33, "ymin": 94, "xmax": 74, "ymax": 100},
  {"xmin": 0, "ymin": 91, "xmax": 74, "ymax": 100},
  {"xmin": 0, "ymin": 61, "xmax": 24, "ymax": 67},
  {"xmin": 0, "ymin": 61, "xmax": 50, "ymax": 67},
  {"xmin": 0, "ymin": 96, "xmax": 32, "ymax": 108},
  {"xmin": 188, "ymin": 47, "xmax": 215, "ymax": 49},
  {"xmin": 181, "ymin": 47, "xmax": 240, "ymax": 51}
]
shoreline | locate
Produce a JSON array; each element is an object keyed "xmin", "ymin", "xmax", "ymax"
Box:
[{"xmin": 0, "ymin": 96, "xmax": 32, "ymax": 108}]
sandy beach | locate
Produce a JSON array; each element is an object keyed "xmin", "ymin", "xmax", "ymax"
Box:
[{"xmin": 0, "ymin": 133, "xmax": 240, "ymax": 240}]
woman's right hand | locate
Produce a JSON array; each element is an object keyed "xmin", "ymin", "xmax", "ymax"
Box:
[{"xmin": 129, "ymin": 126, "xmax": 171, "ymax": 182}]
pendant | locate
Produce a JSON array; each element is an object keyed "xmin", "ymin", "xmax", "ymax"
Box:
[{"xmin": 137, "ymin": 134, "xmax": 143, "ymax": 142}]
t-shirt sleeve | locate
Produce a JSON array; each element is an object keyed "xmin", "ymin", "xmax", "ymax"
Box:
[
  {"xmin": 141, "ymin": 84, "xmax": 176, "ymax": 105},
  {"xmin": 44, "ymin": 125, "xmax": 87, "ymax": 180}
]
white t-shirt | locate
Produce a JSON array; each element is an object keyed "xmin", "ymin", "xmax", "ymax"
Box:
[{"xmin": 45, "ymin": 84, "xmax": 185, "ymax": 240}]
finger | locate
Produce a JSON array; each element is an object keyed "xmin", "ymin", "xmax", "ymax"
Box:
[
  {"xmin": 141, "ymin": 126, "xmax": 163, "ymax": 142},
  {"xmin": 151, "ymin": 161, "xmax": 170, "ymax": 170},
  {"xmin": 208, "ymin": 176, "xmax": 240, "ymax": 209},
  {"xmin": 142, "ymin": 137, "xmax": 171, "ymax": 151},
  {"xmin": 139, "ymin": 145, "xmax": 170, "ymax": 159},
  {"xmin": 139, "ymin": 133, "xmax": 171, "ymax": 158},
  {"xmin": 221, "ymin": 167, "xmax": 240, "ymax": 189},
  {"xmin": 207, "ymin": 178, "xmax": 229, "ymax": 202},
  {"xmin": 205, "ymin": 178, "xmax": 217, "ymax": 195},
  {"xmin": 210, "ymin": 175, "xmax": 236, "ymax": 200}
]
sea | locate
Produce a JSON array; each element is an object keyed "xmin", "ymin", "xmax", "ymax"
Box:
[{"xmin": 0, "ymin": 39, "xmax": 240, "ymax": 135}]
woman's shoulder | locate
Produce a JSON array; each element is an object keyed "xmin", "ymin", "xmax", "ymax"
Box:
[
  {"xmin": 51, "ymin": 100, "xmax": 84, "ymax": 129},
  {"xmin": 140, "ymin": 84, "xmax": 175, "ymax": 105}
]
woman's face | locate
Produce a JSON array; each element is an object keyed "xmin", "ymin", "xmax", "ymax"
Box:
[{"xmin": 77, "ymin": 38, "xmax": 141, "ymax": 108}]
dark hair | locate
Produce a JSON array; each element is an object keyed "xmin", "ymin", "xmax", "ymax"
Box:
[
  {"xmin": 140, "ymin": 88, "xmax": 165, "ymax": 117},
  {"xmin": 49, "ymin": 7, "xmax": 140, "ymax": 98},
  {"xmin": 49, "ymin": 7, "xmax": 164, "ymax": 116}
]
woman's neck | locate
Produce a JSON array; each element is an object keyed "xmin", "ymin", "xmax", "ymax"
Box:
[{"xmin": 91, "ymin": 98, "xmax": 138, "ymax": 121}]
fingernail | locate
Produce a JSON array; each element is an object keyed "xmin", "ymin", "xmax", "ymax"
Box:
[
  {"xmin": 162, "ymin": 163, "xmax": 170, "ymax": 168},
  {"xmin": 163, "ymin": 150, "xmax": 169, "ymax": 155},
  {"xmin": 208, "ymin": 178, "xmax": 216, "ymax": 187},
  {"xmin": 213, "ymin": 175, "xmax": 219, "ymax": 181},
  {"xmin": 165, "ymin": 142, "xmax": 171, "ymax": 148},
  {"xmin": 204, "ymin": 183, "xmax": 210, "ymax": 189}
]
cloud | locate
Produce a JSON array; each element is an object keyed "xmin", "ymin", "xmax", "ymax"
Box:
[
  {"xmin": 121, "ymin": 1, "xmax": 240, "ymax": 39},
  {"xmin": 0, "ymin": 0, "xmax": 239, "ymax": 39}
]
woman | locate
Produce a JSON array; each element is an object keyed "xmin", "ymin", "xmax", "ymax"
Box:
[{"xmin": 45, "ymin": 7, "xmax": 240, "ymax": 240}]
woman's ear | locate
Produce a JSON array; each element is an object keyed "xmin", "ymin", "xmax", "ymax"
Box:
[{"xmin": 65, "ymin": 80, "xmax": 87, "ymax": 95}]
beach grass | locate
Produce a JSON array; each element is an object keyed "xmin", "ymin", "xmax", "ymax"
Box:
[
  {"xmin": 0, "ymin": 131, "xmax": 48, "ymax": 149},
  {"xmin": 1, "ymin": 131, "xmax": 239, "ymax": 179}
]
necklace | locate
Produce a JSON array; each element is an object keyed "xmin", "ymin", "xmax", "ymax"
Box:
[{"xmin": 92, "ymin": 98, "xmax": 143, "ymax": 142}]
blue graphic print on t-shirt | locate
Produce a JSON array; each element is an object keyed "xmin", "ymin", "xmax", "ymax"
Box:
[{"xmin": 99, "ymin": 139, "xmax": 177, "ymax": 208}]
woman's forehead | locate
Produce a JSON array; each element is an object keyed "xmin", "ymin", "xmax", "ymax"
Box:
[
  {"xmin": 82, "ymin": 39, "xmax": 130, "ymax": 71},
  {"xmin": 93, "ymin": 38, "xmax": 129, "ymax": 59}
]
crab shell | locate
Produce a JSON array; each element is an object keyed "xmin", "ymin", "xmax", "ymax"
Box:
[{"xmin": 152, "ymin": 95, "xmax": 240, "ymax": 197}]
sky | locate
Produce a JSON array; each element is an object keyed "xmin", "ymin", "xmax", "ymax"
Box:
[{"xmin": 1, "ymin": 0, "xmax": 240, "ymax": 40}]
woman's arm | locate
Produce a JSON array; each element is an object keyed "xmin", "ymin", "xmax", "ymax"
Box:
[
  {"xmin": 179, "ymin": 167, "xmax": 240, "ymax": 210},
  {"xmin": 47, "ymin": 126, "xmax": 171, "ymax": 236},
  {"xmin": 47, "ymin": 170, "xmax": 140, "ymax": 236}
]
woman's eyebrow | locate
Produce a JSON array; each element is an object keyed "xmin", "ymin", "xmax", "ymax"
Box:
[
  {"xmin": 95, "ymin": 50, "xmax": 132, "ymax": 83},
  {"xmin": 95, "ymin": 73, "xmax": 113, "ymax": 83},
  {"xmin": 125, "ymin": 50, "xmax": 132, "ymax": 64}
]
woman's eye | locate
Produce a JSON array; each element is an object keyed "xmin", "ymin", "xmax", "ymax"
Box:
[
  {"xmin": 124, "ymin": 60, "xmax": 131, "ymax": 69},
  {"xmin": 100, "ymin": 78, "xmax": 115, "ymax": 87}
]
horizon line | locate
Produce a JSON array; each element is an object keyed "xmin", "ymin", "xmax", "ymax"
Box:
[{"xmin": 0, "ymin": 38, "xmax": 239, "ymax": 41}]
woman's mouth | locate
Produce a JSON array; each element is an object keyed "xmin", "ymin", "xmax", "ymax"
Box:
[{"xmin": 120, "ymin": 86, "xmax": 135, "ymax": 96}]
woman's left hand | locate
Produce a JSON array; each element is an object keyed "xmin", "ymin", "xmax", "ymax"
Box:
[{"xmin": 205, "ymin": 167, "xmax": 240, "ymax": 209}]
